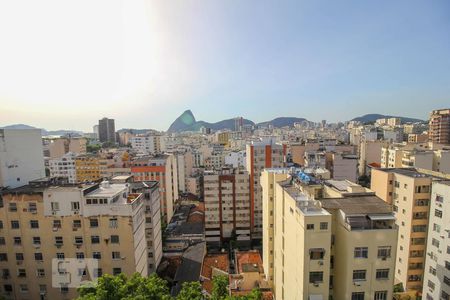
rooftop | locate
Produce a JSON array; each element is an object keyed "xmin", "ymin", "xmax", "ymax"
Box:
[
  {"xmin": 321, "ymin": 195, "xmax": 393, "ymax": 215},
  {"xmin": 236, "ymin": 250, "xmax": 263, "ymax": 274},
  {"xmin": 379, "ymin": 168, "xmax": 432, "ymax": 178},
  {"xmin": 85, "ymin": 182, "xmax": 127, "ymax": 198}
]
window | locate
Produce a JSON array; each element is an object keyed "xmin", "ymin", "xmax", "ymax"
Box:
[
  {"xmin": 109, "ymin": 218, "xmax": 118, "ymax": 228},
  {"xmin": 71, "ymin": 202, "xmax": 80, "ymax": 210},
  {"xmin": 408, "ymin": 274, "xmax": 421, "ymax": 282},
  {"xmin": 28, "ymin": 202, "xmax": 37, "ymax": 212},
  {"xmin": 53, "ymin": 220, "xmax": 61, "ymax": 229},
  {"xmin": 76, "ymin": 252, "xmax": 85, "ymax": 260},
  {"xmin": 0, "ymin": 221, "xmax": 2, "ymax": 229},
  {"xmin": 37, "ymin": 269, "xmax": 45, "ymax": 277},
  {"xmin": 351, "ymin": 292, "xmax": 364, "ymax": 300},
  {"xmin": 55, "ymin": 236, "xmax": 63, "ymax": 246},
  {"xmin": 91, "ymin": 236, "xmax": 100, "ymax": 244},
  {"xmin": 113, "ymin": 268, "xmax": 122, "ymax": 276},
  {"xmin": 13, "ymin": 237, "xmax": 21, "ymax": 245},
  {"xmin": 51, "ymin": 202, "xmax": 59, "ymax": 211},
  {"xmin": 309, "ymin": 271, "xmax": 323, "ymax": 283},
  {"xmin": 95, "ymin": 268, "xmax": 103, "ymax": 277},
  {"xmin": 376, "ymin": 269, "xmax": 389, "ymax": 280},
  {"xmin": 432, "ymin": 238, "xmax": 440, "ymax": 248},
  {"xmin": 9, "ymin": 203, "xmax": 17, "ymax": 212},
  {"xmin": 412, "ymin": 225, "xmax": 427, "ymax": 232},
  {"xmin": 93, "ymin": 252, "xmax": 101, "ymax": 259},
  {"xmin": 90, "ymin": 219, "xmax": 99, "ymax": 228},
  {"xmin": 34, "ymin": 253, "xmax": 43, "ymax": 261},
  {"xmin": 354, "ymin": 247, "xmax": 368, "ymax": 258},
  {"xmin": 73, "ymin": 220, "xmax": 81, "ymax": 228},
  {"xmin": 444, "ymin": 276, "xmax": 450, "ymax": 286},
  {"xmin": 60, "ymin": 286, "xmax": 69, "ymax": 294},
  {"xmin": 320, "ymin": 222, "xmax": 328, "ymax": 230},
  {"xmin": 309, "ymin": 248, "xmax": 325, "ymax": 260},
  {"xmin": 428, "ymin": 280, "xmax": 435, "ymax": 290},
  {"xmin": 0, "ymin": 253, "xmax": 7, "ymax": 261},
  {"xmin": 112, "ymin": 251, "xmax": 121, "ymax": 260},
  {"xmin": 33, "ymin": 237, "xmax": 41, "ymax": 245},
  {"xmin": 429, "ymin": 266, "xmax": 437, "ymax": 276},
  {"xmin": 11, "ymin": 220, "xmax": 19, "ymax": 229},
  {"xmin": 30, "ymin": 220, "xmax": 39, "ymax": 228},
  {"xmin": 19, "ymin": 284, "xmax": 28, "ymax": 293},
  {"xmin": 111, "ymin": 235, "xmax": 119, "ymax": 244},
  {"xmin": 74, "ymin": 236, "xmax": 83, "ymax": 245},
  {"xmin": 0, "ymin": 237, "xmax": 4, "ymax": 245},
  {"xmin": 442, "ymin": 291, "xmax": 450, "ymax": 300},
  {"xmin": 306, "ymin": 224, "xmax": 314, "ymax": 230},
  {"xmin": 39, "ymin": 285, "xmax": 47, "ymax": 294},
  {"xmin": 374, "ymin": 291, "xmax": 387, "ymax": 300},
  {"xmin": 435, "ymin": 209, "xmax": 443, "ymax": 218},
  {"xmin": 4, "ymin": 285, "xmax": 13, "ymax": 292},
  {"xmin": 17, "ymin": 269, "xmax": 26, "ymax": 277},
  {"xmin": 353, "ymin": 270, "xmax": 366, "ymax": 281},
  {"xmin": 56, "ymin": 253, "xmax": 65, "ymax": 259},
  {"xmin": 16, "ymin": 253, "xmax": 24, "ymax": 261}
]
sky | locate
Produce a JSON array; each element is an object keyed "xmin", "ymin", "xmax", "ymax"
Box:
[{"xmin": 0, "ymin": 0, "xmax": 449, "ymax": 132}]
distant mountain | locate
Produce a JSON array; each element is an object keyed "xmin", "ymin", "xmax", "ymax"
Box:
[
  {"xmin": 167, "ymin": 110, "xmax": 309, "ymax": 132},
  {"xmin": 0, "ymin": 124, "xmax": 84, "ymax": 136},
  {"xmin": 351, "ymin": 114, "xmax": 425, "ymax": 124},
  {"xmin": 167, "ymin": 110, "xmax": 254, "ymax": 132},
  {"xmin": 257, "ymin": 117, "xmax": 307, "ymax": 128}
]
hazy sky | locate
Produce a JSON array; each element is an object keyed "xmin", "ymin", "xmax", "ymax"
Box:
[{"xmin": 1, "ymin": 0, "xmax": 449, "ymax": 132}]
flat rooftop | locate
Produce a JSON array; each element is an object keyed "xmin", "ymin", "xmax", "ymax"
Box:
[
  {"xmin": 85, "ymin": 183, "xmax": 126, "ymax": 198},
  {"xmin": 321, "ymin": 195, "xmax": 393, "ymax": 215},
  {"xmin": 379, "ymin": 168, "xmax": 432, "ymax": 178}
]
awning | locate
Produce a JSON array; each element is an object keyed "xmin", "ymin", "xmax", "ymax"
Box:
[
  {"xmin": 309, "ymin": 295, "xmax": 323, "ymax": 300},
  {"xmin": 368, "ymin": 214, "xmax": 395, "ymax": 221}
]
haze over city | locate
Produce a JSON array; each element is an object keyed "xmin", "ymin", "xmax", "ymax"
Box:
[{"xmin": 1, "ymin": 0, "xmax": 450, "ymax": 131}]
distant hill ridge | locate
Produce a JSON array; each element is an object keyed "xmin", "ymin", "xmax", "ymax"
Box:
[
  {"xmin": 351, "ymin": 114, "xmax": 425, "ymax": 124},
  {"xmin": 0, "ymin": 124, "xmax": 83, "ymax": 136},
  {"xmin": 167, "ymin": 110, "xmax": 308, "ymax": 132}
]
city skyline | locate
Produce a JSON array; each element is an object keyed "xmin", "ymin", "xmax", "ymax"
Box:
[{"xmin": 1, "ymin": 1, "xmax": 449, "ymax": 131}]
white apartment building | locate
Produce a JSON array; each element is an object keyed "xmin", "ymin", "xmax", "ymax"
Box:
[
  {"xmin": 0, "ymin": 129, "xmax": 45, "ymax": 189},
  {"xmin": 262, "ymin": 169, "xmax": 398, "ymax": 300},
  {"xmin": 130, "ymin": 134, "xmax": 166, "ymax": 155},
  {"xmin": 48, "ymin": 152, "xmax": 77, "ymax": 183},
  {"xmin": 422, "ymin": 181, "xmax": 450, "ymax": 300}
]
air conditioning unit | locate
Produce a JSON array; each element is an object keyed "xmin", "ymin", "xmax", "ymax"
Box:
[
  {"xmin": 382, "ymin": 257, "xmax": 387, "ymax": 261},
  {"xmin": 52, "ymin": 211, "xmax": 57, "ymax": 215},
  {"xmin": 318, "ymin": 260, "xmax": 324, "ymax": 265},
  {"xmin": 31, "ymin": 210, "xmax": 37, "ymax": 214},
  {"xmin": 354, "ymin": 282, "xmax": 361, "ymax": 286},
  {"xmin": 313, "ymin": 283, "xmax": 319, "ymax": 287}
]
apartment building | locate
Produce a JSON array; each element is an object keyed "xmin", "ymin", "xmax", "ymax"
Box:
[
  {"xmin": 262, "ymin": 169, "xmax": 397, "ymax": 300},
  {"xmin": 358, "ymin": 140, "xmax": 387, "ymax": 176},
  {"xmin": 371, "ymin": 168, "xmax": 435, "ymax": 293},
  {"xmin": 0, "ymin": 129, "xmax": 45, "ymax": 189},
  {"xmin": 75, "ymin": 155, "xmax": 101, "ymax": 183},
  {"xmin": 0, "ymin": 178, "xmax": 148, "ymax": 300},
  {"xmin": 429, "ymin": 109, "xmax": 450, "ymax": 145},
  {"xmin": 246, "ymin": 141, "xmax": 285, "ymax": 239},
  {"xmin": 48, "ymin": 152, "xmax": 77, "ymax": 183},
  {"xmin": 131, "ymin": 154, "xmax": 179, "ymax": 223},
  {"xmin": 111, "ymin": 176, "xmax": 163, "ymax": 273},
  {"xmin": 44, "ymin": 137, "xmax": 87, "ymax": 159},
  {"xmin": 329, "ymin": 153, "xmax": 358, "ymax": 183},
  {"xmin": 130, "ymin": 134, "xmax": 166, "ymax": 155},
  {"xmin": 203, "ymin": 168, "xmax": 251, "ymax": 248},
  {"xmin": 98, "ymin": 118, "xmax": 116, "ymax": 144},
  {"xmin": 422, "ymin": 181, "xmax": 450, "ymax": 300}
]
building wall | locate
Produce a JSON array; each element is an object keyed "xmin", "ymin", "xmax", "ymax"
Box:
[
  {"xmin": 0, "ymin": 129, "xmax": 45, "ymax": 188},
  {"xmin": 422, "ymin": 181, "xmax": 450, "ymax": 300},
  {"xmin": 75, "ymin": 156, "xmax": 101, "ymax": 183},
  {"xmin": 371, "ymin": 169, "xmax": 432, "ymax": 292},
  {"xmin": 0, "ymin": 187, "xmax": 148, "ymax": 300}
]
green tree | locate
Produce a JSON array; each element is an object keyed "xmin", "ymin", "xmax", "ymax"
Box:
[
  {"xmin": 211, "ymin": 275, "xmax": 229, "ymax": 300},
  {"xmin": 176, "ymin": 281, "xmax": 203, "ymax": 300},
  {"xmin": 77, "ymin": 273, "xmax": 171, "ymax": 300}
]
